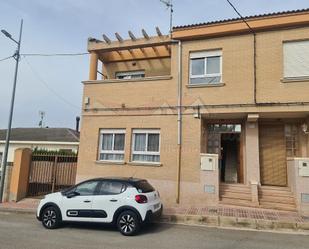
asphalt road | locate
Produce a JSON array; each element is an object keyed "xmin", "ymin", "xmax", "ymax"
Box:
[{"xmin": 0, "ymin": 212, "xmax": 308, "ymax": 249}]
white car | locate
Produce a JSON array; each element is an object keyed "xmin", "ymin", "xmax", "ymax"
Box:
[{"xmin": 36, "ymin": 177, "xmax": 162, "ymax": 236}]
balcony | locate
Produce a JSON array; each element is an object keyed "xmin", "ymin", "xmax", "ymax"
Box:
[{"xmin": 86, "ymin": 28, "xmax": 174, "ymax": 82}]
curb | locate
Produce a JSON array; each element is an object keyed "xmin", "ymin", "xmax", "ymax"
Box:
[
  {"xmin": 0, "ymin": 207, "xmax": 36, "ymax": 215},
  {"xmin": 159, "ymin": 214, "xmax": 309, "ymax": 234}
]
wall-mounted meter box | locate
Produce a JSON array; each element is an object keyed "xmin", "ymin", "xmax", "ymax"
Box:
[
  {"xmin": 200, "ymin": 153, "xmax": 218, "ymax": 171},
  {"xmin": 299, "ymin": 159, "xmax": 309, "ymax": 177}
]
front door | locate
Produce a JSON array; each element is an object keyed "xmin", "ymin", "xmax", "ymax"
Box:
[
  {"xmin": 206, "ymin": 123, "xmax": 243, "ymax": 184},
  {"xmin": 259, "ymin": 124, "xmax": 287, "ymax": 186},
  {"xmin": 220, "ymin": 133, "xmax": 241, "ymax": 183}
]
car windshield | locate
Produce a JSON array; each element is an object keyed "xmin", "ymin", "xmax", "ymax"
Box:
[{"xmin": 134, "ymin": 180, "xmax": 155, "ymax": 193}]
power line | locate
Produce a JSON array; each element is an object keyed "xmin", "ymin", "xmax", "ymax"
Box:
[
  {"xmin": 21, "ymin": 52, "xmax": 89, "ymax": 57},
  {"xmin": 23, "ymin": 56, "xmax": 81, "ymax": 110},
  {"xmin": 0, "ymin": 55, "xmax": 14, "ymax": 62},
  {"xmin": 226, "ymin": 0, "xmax": 255, "ymax": 34}
]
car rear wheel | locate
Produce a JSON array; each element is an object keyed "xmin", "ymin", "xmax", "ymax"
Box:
[
  {"xmin": 41, "ymin": 206, "xmax": 61, "ymax": 229},
  {"xmin": 117, "ymin": 210, "xmax": 140, "ymax": 236}
]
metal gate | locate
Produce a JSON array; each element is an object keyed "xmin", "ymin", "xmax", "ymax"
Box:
[{"xmin": 27, "ymin": 154, "xmax": 77, "ymax": 197}]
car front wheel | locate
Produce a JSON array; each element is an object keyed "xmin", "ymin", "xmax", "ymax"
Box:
[
  {"xmin": 117, "ymin": 211, "xmax": 140, "ymax": 236},
  {"xmin": 41, "ymin": 206, "xmax": 61, "ymax": 229}
]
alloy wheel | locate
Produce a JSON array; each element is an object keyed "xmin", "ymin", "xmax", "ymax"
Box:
[
  {"xmin": 43, "ymin": 209, "xmax": 57, "ymax": 228},
  {"xmin": 119, "ymin": 214, "xmax": 135, "ymax": 234}
]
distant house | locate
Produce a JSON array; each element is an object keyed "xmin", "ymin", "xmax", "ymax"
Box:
[{"xmin": 0, "ymin": 128, "xmax": 80, "ymax": 171}]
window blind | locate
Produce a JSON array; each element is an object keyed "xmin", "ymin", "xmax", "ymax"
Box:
[{"xmin": 283, "ymin": 40, "xmax": 309, "ymax": 78}]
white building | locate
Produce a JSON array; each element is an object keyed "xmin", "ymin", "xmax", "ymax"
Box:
[{"xmin": 0, "ymin": 128, "xmax": 80, "ymax": 172}]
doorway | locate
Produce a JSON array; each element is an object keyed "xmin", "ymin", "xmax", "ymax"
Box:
[
  {"xmin": 206, "ymin": 123, "xmax": 243, "ymax": 184},
  {"xmin": 220, "ymin": 133, "xmax": 241, "ymax": 183}
]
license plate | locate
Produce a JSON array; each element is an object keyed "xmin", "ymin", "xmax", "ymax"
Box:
[{"xmin": 154, "ymin": 203, "xmax": 160, "ymax": 210}]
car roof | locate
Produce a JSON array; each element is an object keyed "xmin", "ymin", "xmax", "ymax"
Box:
[{"xmin": 83, "ymin": 177, "xmax": 146, "ymax": 184}]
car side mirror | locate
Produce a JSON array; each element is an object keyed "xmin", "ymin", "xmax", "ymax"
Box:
[{"xmin": 67, "ymin": 191, "xmax": 80, "ymax": 199}]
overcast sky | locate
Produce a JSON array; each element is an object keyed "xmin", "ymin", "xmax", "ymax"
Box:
[{"xmin": 0, "ymin": 0, "xmax": 308, "ymax": 129}]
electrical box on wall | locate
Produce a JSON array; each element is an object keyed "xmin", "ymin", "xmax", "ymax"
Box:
[
  {"xmin": 200, "ymin": 153, "xmax": 218, "ymax": 171},
  {"xmin": 299, "ymin": 159, "xmax": 309, "ymax": 177}
]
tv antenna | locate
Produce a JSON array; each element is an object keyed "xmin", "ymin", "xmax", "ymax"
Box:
[
  {"xmin": 38, "ymin": 110, "xmax": 45, "ymax": 128},
  {"xmin": 160, "ymin": 0, "xmax": 173, "ymax": 35}
]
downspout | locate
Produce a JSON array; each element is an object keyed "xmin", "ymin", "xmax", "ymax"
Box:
[
  {"xmin": 176, "ymin": 40, "xmax": 182, "ymax": 204},
  {"xmin": 253, "ymin": 33, "xmax": 257, "ymax": 104}
]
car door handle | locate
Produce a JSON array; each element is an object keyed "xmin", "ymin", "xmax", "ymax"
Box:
[
  {"xmin": 84, "ymin": 200, "xmax": 91, "ymax": 203},
  {"xmin": 109, "ymin": 199, "xmax": 118, "ymax": 202}
]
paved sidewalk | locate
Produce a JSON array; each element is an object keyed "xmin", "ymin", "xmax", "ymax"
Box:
[
  {"xmin": 164, "ymin": 205, "xmax": 309, "ymax": 223},
  {"xmin": 0, "ymin": 198, "xmax": 39, "ymax": 213},
  {"xmin": 163, "ymin": 205, "xmax": 309, "ymax": 232}
]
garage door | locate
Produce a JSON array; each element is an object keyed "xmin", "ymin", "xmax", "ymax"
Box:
[{"xmin": 259, "ymin": 124, "xmax": 287, "ymax": 186}]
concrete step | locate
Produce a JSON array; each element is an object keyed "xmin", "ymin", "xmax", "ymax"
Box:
[
  {"xmin": 219, "ymin": 197, "xmax": 255, "ymax": 207},
  {"xmin": 220, "ymin": 184, "xmax": 251, "ymax": 193},
  {"xmin": 258, "ymin": 185, "xmax": 296, "ymax": 211},
  {"xmin": 259, "ymin": 201, "xmax": 297, "ymax": 212},
  {"xmin": 259, "ymin": 191, "xmax": 294, "ymax": 198},
  {"xmin": 259, "ymin": 195, "xmax": 295, "ymax": 204},
  {"xmin": 219, "ymin": 192, "xmax": 252, "ymax": 201}
]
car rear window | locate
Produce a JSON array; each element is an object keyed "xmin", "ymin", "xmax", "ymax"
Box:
[{"xmin": 134, "ymin": 180, "xmax": 155, "ymax": 193}]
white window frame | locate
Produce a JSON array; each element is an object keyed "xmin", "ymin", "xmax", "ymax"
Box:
[
  {"xmin": 131, "ymin": 129, "xmax": 161, "ymax": 163},
  {"xmin": 283, "ymin": 40, "xmax": 309, "ymax": 79},
  {"xmin": 99, "ymin": 129, "xmax": 126, "ymax": 162},
  {"xmin": 189, "ymin": 50, "xmax": 222, "ymax": 84},
  {"xmin": 115, "ymin": 70, "xmax": 145, "ymax": 79}
]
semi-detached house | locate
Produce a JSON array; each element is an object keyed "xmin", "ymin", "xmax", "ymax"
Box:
[{"xmin": 77, "ymin": 9, "xmax": 309, "ymax": 215}]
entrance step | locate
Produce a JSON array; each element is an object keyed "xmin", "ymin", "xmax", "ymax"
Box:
[
  {"xmin": 219, "ymin": 184, "xmax": 253, "ymax": 207},
  {"xmin": 258, "ymin": 186, "xmax": 296, "ymax": 212}
]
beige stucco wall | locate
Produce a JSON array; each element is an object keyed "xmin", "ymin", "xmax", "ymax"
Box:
[
  {"xmin": 77, "ymin": 115, "xmax": 179, "ymax": 204},
  {"xmin": 78, "ymin": 25, "xmax": 309, "ymax": 207},
  {"xmin": 256, "ymin": 27, "xmax": 309, "ymax": 102},
  {"xmin": 287, "ymin": 158, "xmax": 309, "ymax": 216}
]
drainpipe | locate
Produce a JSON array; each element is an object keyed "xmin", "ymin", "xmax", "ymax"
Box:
[
  {"xmin": 176, "ymin": 40, "xmax": 182, "ymax": 204},
  {"xmin": 253, "ymin": 33, "xmax": 257, "ymax": 104}
]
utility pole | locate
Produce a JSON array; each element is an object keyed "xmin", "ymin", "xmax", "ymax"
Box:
[{"xmin": 0, "ymin": 19, "xmax": 23, "ymax": 202}]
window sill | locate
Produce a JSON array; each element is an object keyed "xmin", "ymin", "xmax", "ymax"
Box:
[
  {"xmin": 95, "ymin": 160, "xmax": 125, "ymax": 165},
  {"xmin": 127, "ymin": 161, "xmax": 162, "ymax": 167},
  {"xmin": 281, "ymin": 77, "xmax": 309, "ymax": 83},
  {"xmin": 187, "ymin": 82, "xmax": 225, "ymax": 88}
]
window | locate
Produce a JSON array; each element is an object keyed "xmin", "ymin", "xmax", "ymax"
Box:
[
  {"xmin": 75, "ymin": 181, "xmax": 99, "ymax": 196},
  {"xmin": 99, "ymin": 129, "xmax": 125, "ymax": 161},
  {"xmin": 132, "ymin": 129, "xmax": 160, "ymax": 163},
  {"xmin": 115, "ymin": 70, "xmax": 145, "ymax": 79},
  {"xmin": 190, "ymin": 50, "xmax": 222, "ymax": 84},
  {"xmin": 134, "ymin": 180, "xmax": 155, "ymax": 193},
  {"xmin": 285, "ymin": 124, "xmax": 299, "ymax": 157},
  {"xmin": 283, "ymin": 40, "xmax": 309, "ymax": 79},
  {"xmin": 97, "ymin": 181, "xmax": 126, "ymax": 195}
]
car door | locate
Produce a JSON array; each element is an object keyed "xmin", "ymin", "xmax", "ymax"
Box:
[
  {"xmin": 91, "ymin": 181, "xmax": 127, "ymax": 223},
  {"xmin": 61, "ymin": 180, "xmax": 100, "ymax": 222}
]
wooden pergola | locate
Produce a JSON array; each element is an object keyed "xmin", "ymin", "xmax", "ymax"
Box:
[{"xmin": 88, "ymin": 27, "xmax": 173, "ymax": 80}]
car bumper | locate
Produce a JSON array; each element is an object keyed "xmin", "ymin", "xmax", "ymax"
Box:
[{"xmin": 145, "ymin": 205, "xmax": 163, "ymax": 223}]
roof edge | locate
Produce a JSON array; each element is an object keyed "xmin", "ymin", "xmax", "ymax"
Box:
[{"xmin": 173, "ymin": 8, "xmax": 309, "ymax": 30}]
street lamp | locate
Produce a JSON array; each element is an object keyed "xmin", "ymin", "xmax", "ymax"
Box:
[{"xmin": 0, "ymin": 20, "xmax": 23, "ymax": 202}]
